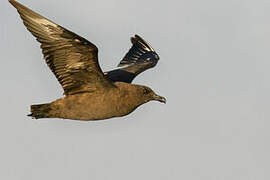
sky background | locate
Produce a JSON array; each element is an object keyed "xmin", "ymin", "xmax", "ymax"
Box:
[{"xmin": 1, "ymin": 0, "xmax": 270, "ymax": 179}]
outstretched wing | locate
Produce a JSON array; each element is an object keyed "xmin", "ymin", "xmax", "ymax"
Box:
[
  {"xmin": 9, "ymin": 0, "xmax": 115, "ymax": 95},
  {"xmin": 104, "ymin": 35, "xmax": 159, "ymax": 83}
]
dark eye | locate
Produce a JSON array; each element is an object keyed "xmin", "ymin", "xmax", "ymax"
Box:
[{"xmin": 143, "ymin": 88, "xmax": 151, "ymax": 94}]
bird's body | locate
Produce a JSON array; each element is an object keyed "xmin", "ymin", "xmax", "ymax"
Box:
[
  {"xmin": 32, "ymin": 82, "xmax": 156, "ymax": 120},
  {"xmin": 9, "ymin": 0, "xmax": 166, "ymax": 121}
]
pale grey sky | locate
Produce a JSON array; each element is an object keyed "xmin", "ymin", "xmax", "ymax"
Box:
[{"xmin": 1, "ymin": 0, "xmax": 270, "ymax": 179}]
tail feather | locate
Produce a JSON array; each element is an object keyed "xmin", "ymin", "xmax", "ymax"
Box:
[{"xmin": 28, "ymin": 103, "xmax": 51, "ymax": 119}]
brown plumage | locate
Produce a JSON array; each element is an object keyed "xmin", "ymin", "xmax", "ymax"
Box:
[{"xmin": 9, "ymin": 0, "xmax": 166, "ymax": 121}]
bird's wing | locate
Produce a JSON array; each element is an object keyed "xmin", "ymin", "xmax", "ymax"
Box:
[
  {"xmin": 104, "ymin": 35, "xmax": 160, "ymax": 83},
  {"xmin": 9, "ymin": 0, "xmax": 115, "ymax": 95}
]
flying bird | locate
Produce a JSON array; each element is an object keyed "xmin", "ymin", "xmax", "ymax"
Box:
[{"xmin": 9, "ymin": 0, "xmax": 166, "ymax": 121}]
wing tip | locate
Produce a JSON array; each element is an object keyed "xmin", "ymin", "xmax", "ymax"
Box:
[
  {"xmin": 8, "ymin": 0, "xmax": 17, "ymax": 6},
  {"xmin": 118, "ymin": 34, "xmax": 159, "ymax": 67},
  {"xmin": 131, "ymin": 34, "xmax": 155, "ymax": 52},
  {"xmin": 9, "ymin": 0, "xmax": 25, "ymax": 11}
]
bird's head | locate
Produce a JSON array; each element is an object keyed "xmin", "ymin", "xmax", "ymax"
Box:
[
  {"xmin": 115, "ymin": 82, "xmax": 166, "ymax": 105},
  {"xmin": 138, "ymin": 86, "xmax": 166, "ymax": 104}
]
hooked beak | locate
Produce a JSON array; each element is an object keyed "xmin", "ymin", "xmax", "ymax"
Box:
[{"xmin": 153, "ymin": 94, "xmax": 167, "ymax": 104}]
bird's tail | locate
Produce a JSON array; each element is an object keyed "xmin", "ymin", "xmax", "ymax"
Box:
[{"xmin": 28, "ymin": 103, "xmax": 51, "ymax": 119}]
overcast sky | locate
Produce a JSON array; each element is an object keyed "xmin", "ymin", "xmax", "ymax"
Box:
[{"xmin": 1, "ymin": 0, "xmax": 270, "ymax": 179}]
